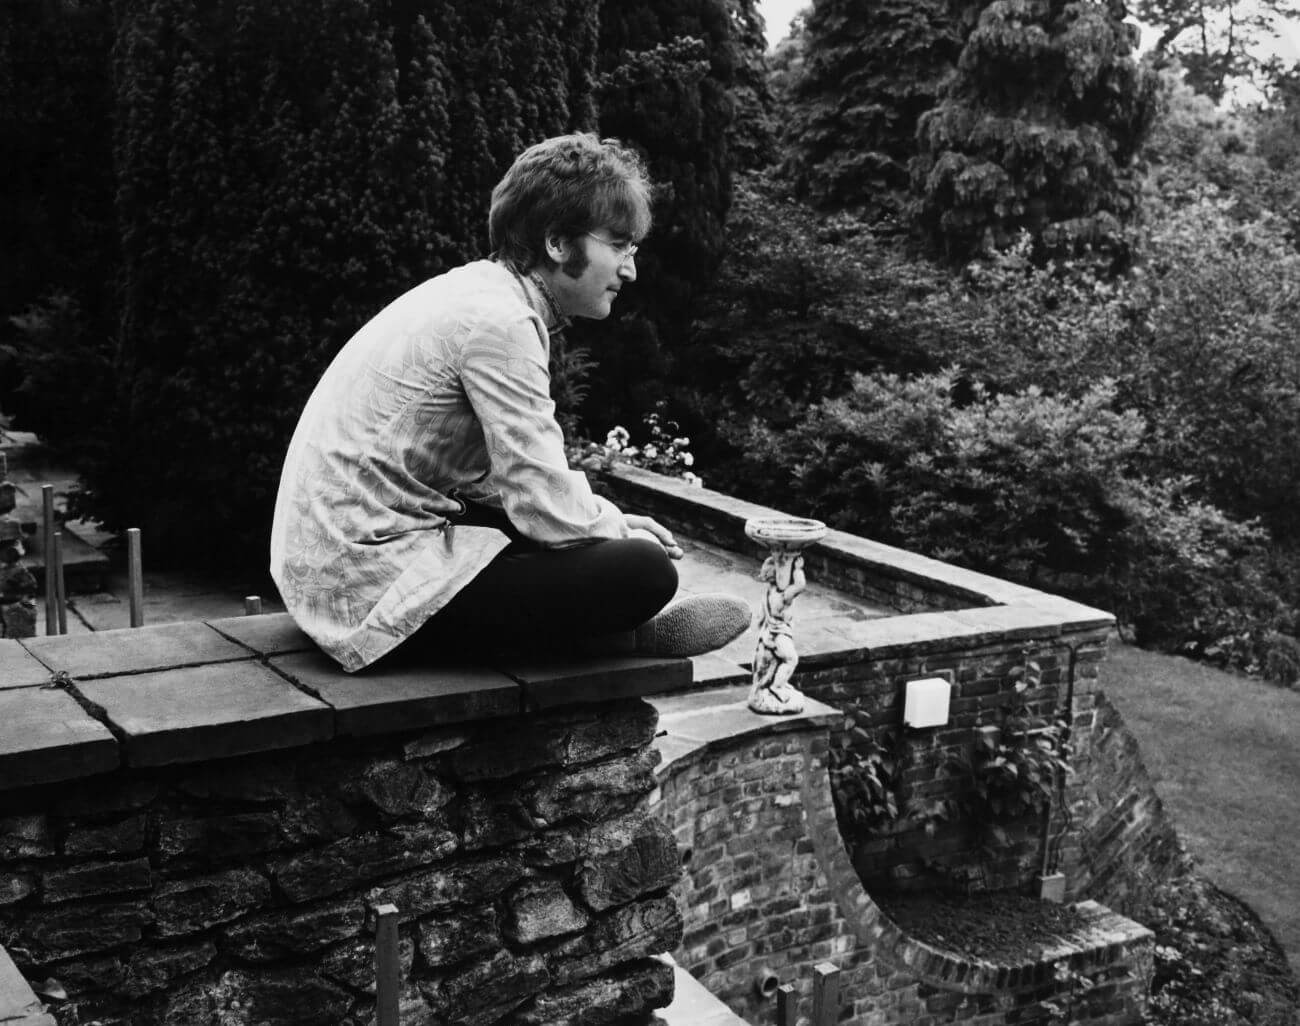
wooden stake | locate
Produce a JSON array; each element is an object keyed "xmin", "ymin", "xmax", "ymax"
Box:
[
  {"xmin": 127, "ymin": 528, "xmax": 144, "ymax": 628},
  {"xmin": 776, "ymin": 983, "xmax": 798, "ymax": 1026},
  {"xmin": 373, "ymin": 903, "xmax": 400, "ymax": 1026},
  {"xmin": 53, "ymin": 532, "xmax": 68, "ymax": 635},
  {"xmin": 244, "ymin": 595, "xmax": 263, "ymax": 616},
  {"xmin": 42, "ymin": 486, "xmax": 57, "ymax": 635},
  {"xmin": 812, "ymin": 963, "xmax": 840, "ymax": 1026}
]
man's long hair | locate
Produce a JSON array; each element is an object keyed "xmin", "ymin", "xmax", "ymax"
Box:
[{"xmin": 489, "ymin": 133, "xmax": 653, "ymax": 273}]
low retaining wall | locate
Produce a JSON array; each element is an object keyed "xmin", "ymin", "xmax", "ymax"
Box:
[
  {"xmin": 0, "ymin": 616, "xmax": 692, "ymax": 1026},
  {"xmin": 650, "ymin": 688, "xmax": 1154, "ymax": 1026}
]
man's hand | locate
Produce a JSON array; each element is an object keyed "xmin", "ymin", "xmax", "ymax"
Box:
[{"xmin": 626, "ymin": 514, "xmax": 684, "ymax": 560}]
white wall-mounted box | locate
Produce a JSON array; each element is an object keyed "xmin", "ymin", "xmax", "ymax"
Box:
[{"xmin": 903, "ymin": 676, "xmax": 951, "ymax": 729}]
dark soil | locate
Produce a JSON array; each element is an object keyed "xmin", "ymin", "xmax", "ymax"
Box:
[
  {"xmin": 874, "ymin": 890, "xmax": 1090, "ymax": 963},
  {"xmin": 1144, "ymin": 874, "xmax": 1300, "ymax": 1026}
]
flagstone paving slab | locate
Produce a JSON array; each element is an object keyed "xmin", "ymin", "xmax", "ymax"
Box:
[
  {"xmin": 22, "ymin": 621, "xmax": 251, "ymax": 679},
  {"xmin": 270, "ymin": 651, "xmax": 520, "ymax": 735},
  {"xmin": 0, "ymin": 686, "xmax": 118, "ymax": 788},
  {"xmin": 500, "ymin": 653, "xmax": 692, "ymax": 710},
  {"xmin": 77, "ymin": 661, "xmax": 331, "ymax": 767},
  {"xmin": 207, "ymin": 612, "xmax": 317, "ymax": 657},
  {"xmin": 0, "ymin": 640, "xmax": 55, "ymax": 690}
]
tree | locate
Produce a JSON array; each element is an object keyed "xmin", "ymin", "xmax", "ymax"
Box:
[
  {"xmin": 1133, "ymin": 0, "xmax": 1298, "ymax": 102},
  {"xmin": 52, "ymin": 0, "xmax": 602, "ymax": 564},
  {"xmin": 782, "ymin": 0, "xmax": 967, "ymax": 219},
  {"xmin": 580, "ymin": 0, "xmax": 754, "ymax": 432},
  {"xmin": 0, "ymin": 0, "xmax": 117, "ymax": 436},
  {"xmin": 913, "ymin": 0, "xmax": 1159, "ymax": 262}
]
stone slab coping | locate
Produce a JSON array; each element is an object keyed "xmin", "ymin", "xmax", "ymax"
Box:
[
  {"xmin": 653, "ymin": 956, "xmax": 754, "ymax": 1026},
  {"xmin": 601, "ymin": 465, "xmax": 1115, "ymax": 635},
  {"xmin": 0, "ymin": 615, "xmax": 696, "ymax": 793},
  {"xmin": 650, "ymin": 685, "xmax": 839, "ymax": 774},
  {"xmin": 0, "ymin": 944, "xmax": 55, "ymax": 1026}
]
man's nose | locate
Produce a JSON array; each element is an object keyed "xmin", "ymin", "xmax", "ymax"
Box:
[{"xmin": 620, "ymin": 255, "xmax": 637, "ymax": 281}]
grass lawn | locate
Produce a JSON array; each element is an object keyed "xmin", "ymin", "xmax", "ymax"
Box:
[{"xmin": 1100, "ymin": 640, "xmax": 1300, "ymax": 970}]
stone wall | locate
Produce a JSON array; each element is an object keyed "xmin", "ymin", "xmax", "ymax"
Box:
[{"xmin": 0, "ymin": 618, "xmax": 691, "ymax": 1026}]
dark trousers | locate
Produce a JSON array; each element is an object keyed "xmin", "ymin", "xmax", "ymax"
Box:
[{"xmin": 397, "ymin": 502, "xmax": 677, "ymax": 658}]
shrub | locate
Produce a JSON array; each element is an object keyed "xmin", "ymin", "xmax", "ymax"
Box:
[{"xmin": 743, "ymin": 368, "xmax": 1285, "ymax": 657}]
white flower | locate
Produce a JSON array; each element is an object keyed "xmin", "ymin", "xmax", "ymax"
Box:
[
  {"xmin": 674, "ymin": 437, "xmax": 690, "ymax": 447},
  {"xmin": 683, "ymin": 472, "xmax": 703, "ymax": 487},
  {"xmin": 643, "ymin": 444, "xmax": 659, "ymax": 460},
  {"xmin": 681, "ymin": 452, "xmax": 694, "ymax": 467}
]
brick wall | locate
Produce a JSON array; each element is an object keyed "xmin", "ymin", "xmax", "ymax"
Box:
[
  {"xmin": 650, "ymin": 691, "xmax": 1155, "ymax": 1026},
  {"xmin": 797, "ymin": 628, "xmax": 1110, "ymax": 899}
]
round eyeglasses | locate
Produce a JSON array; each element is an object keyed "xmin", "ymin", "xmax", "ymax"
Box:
[{"xmin": 583, "ymin": 232, "xmax": 639, "ymax": 264}]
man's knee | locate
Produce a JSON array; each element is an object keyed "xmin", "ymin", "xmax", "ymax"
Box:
[{"xmin": 623, "ymin": 537, "xmax": 678, "ymax": 608}]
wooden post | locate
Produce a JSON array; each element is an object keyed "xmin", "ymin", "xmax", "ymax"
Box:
[
  {"xmin": 127, "ymin": 528, "xmax": 144, "ymax": 628},
  {"xmin": 776, "ymin": 983, "xmax": 798, "ymax": 1026},
  {"xmin": 53, "ymin": 532, "xmax": 68, "ymax": 635},
  {"xmin": 42, "ymin": 486, "xmax": 57, "ymax": 635},
  {"xmin": 812, "ymin": 963, "xmax": 840, "ymax": 1026},
  {"xmin": 374, "ymin": 903, "xmax": 400, "ymax": 1026},
  {"xmin": 244, "ymin": 595, "xmax": 262, "ymax": 616}
]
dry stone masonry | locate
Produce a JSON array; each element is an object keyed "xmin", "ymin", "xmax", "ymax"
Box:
[
  {"xmin": 0, "ymin": 468, "xmax": 1192, "ymax": 1026},
  {"xmin": 0, "ymin": 617, "xmax": 692, "ymax": 1026}
]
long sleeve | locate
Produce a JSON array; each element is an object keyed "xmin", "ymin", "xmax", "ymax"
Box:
[{"xmin": 460, "ymin": 319, "xmax": 627, "ymax": 545}]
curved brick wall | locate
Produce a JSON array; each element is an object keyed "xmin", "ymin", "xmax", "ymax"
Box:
[
  {"xmin": 650, "ymin": 690, "xmax": 1154, "ymax": 1026},
  {"xmin": 1074, "ymin": 691, "xmax": 1192, "ymax": 918}
]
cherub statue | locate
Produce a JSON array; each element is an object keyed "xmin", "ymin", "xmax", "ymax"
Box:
[{"xmin": 749, "ymin": 551, "xmax": 807, "ymax": 715}]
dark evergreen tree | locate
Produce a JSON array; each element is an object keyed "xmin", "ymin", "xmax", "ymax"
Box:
[
  {"xmin": 0, "ymin": 0, "xmax": 117, "ymax": 440},
  {"xmin": 913, "ymin": 0, "xmax": 1159, "ymax": 262},
  {"xmin": 95, "ymin": 0, "xmax": 600, "ymax": 563},
  {"xmin": 583, "ymin": 0, "xmax": 756, "ymax": 432},
  {"xmin": 782, "ymin": 0, "xmax": 967, "ymax": 219}
]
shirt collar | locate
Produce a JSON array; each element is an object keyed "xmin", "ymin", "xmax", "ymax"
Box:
[{"xmin": 507, "ymin": 265, "xmax": 571, "ymax": 333}]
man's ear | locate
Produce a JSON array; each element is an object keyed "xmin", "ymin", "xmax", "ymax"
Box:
[{"xmin": 544, "ymin": 232, "xmax": 570, "ymax": 265}]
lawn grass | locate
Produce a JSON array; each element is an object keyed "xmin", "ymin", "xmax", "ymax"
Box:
[{"xmin": 1099, "ymin": 640, "xmax": 1300, "ymax": 970}]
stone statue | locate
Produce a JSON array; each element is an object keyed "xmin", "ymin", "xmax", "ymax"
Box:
[{"xmin": 744, "ymin": 517, "xmax": 826, "ymax": 715}]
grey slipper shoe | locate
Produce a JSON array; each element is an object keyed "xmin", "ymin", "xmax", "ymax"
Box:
[{"xmin": 634, "ymin": 593, "xmax": 752, "ymax": 658}]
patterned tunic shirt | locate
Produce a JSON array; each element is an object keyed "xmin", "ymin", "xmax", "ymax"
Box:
[{"xmin": 270, "ymin": 260, "xmax": 628, "ymax": 671}]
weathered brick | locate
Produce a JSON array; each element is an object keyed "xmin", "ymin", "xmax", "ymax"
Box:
[
  {"xmin": 119, "ymin": 940, "xmax": 218, "ymax": 997},
  {"xmin": 43, "ymin": 858, "xmax": 152, "ymax": 903},
  {"xmin": 12, "ymin": 901, "xmax": 153, "ymax": 961},
  {"xmin": 1, "ymin": 871, "xmax": 34, "ymax": 905},
  {"xmin": 547, "ymin": 896, "xmax": 682, "ymax": 986},
  {"xmin": 340, "ymin": 759, "xmax": 454, "ymax": 817},
  {"xmin": 503, "ymin": 878, "xmax": 590, "ymax": 944},
  {"xmin": 447, "ymin": 700, "xmax": 657, "ymax": 782},
  {"xmin": 0, "ymin": 814, "xmax": 50, "ymax": 858},
  {"xmin": 417, "ymin": 908, "xmax": 501, "ymax": 968},
  {"xmin": 366, "ymin": 855, "xmax": 525, "ymax": 920},
  {"xmin": 439, "ymin": 948, "xmax": 549, "ymax": 1024},
  {"xmin": 319, "ymin": 934, "xmax": 414, "ymax": 992},
  {"xmin": 523, "ymin": 750, "xmax": 659, "ymax": 827},
  {"xmin": 576, "ymin": 814, "xmax": 679, "ymax": 913},
  {"xmin": 223, "ymin": 897, "xmax": 366, "ymax": 961},
  {"xmin": 209, "ymin": 968, "xmax": 352, "ymax": 1026},
  {"xmin": 64, "ymin": 816, "xmax": 147, "ymax": 857},
  {"xmin": 275, "ymin": 823, "xmax": 457, "ymax": 902},
  {"xmin": 511, "ymin": 958, "xmax": 674, "ymax": 1026},
  {"xmin": 153, "ymin": 868, "xmax": 271, "ymax": 936}
]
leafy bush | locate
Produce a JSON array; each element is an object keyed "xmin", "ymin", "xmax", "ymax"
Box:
[{"xmin": 742, "ymin": 368, "xmax": 1285, "ymax": 657}]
